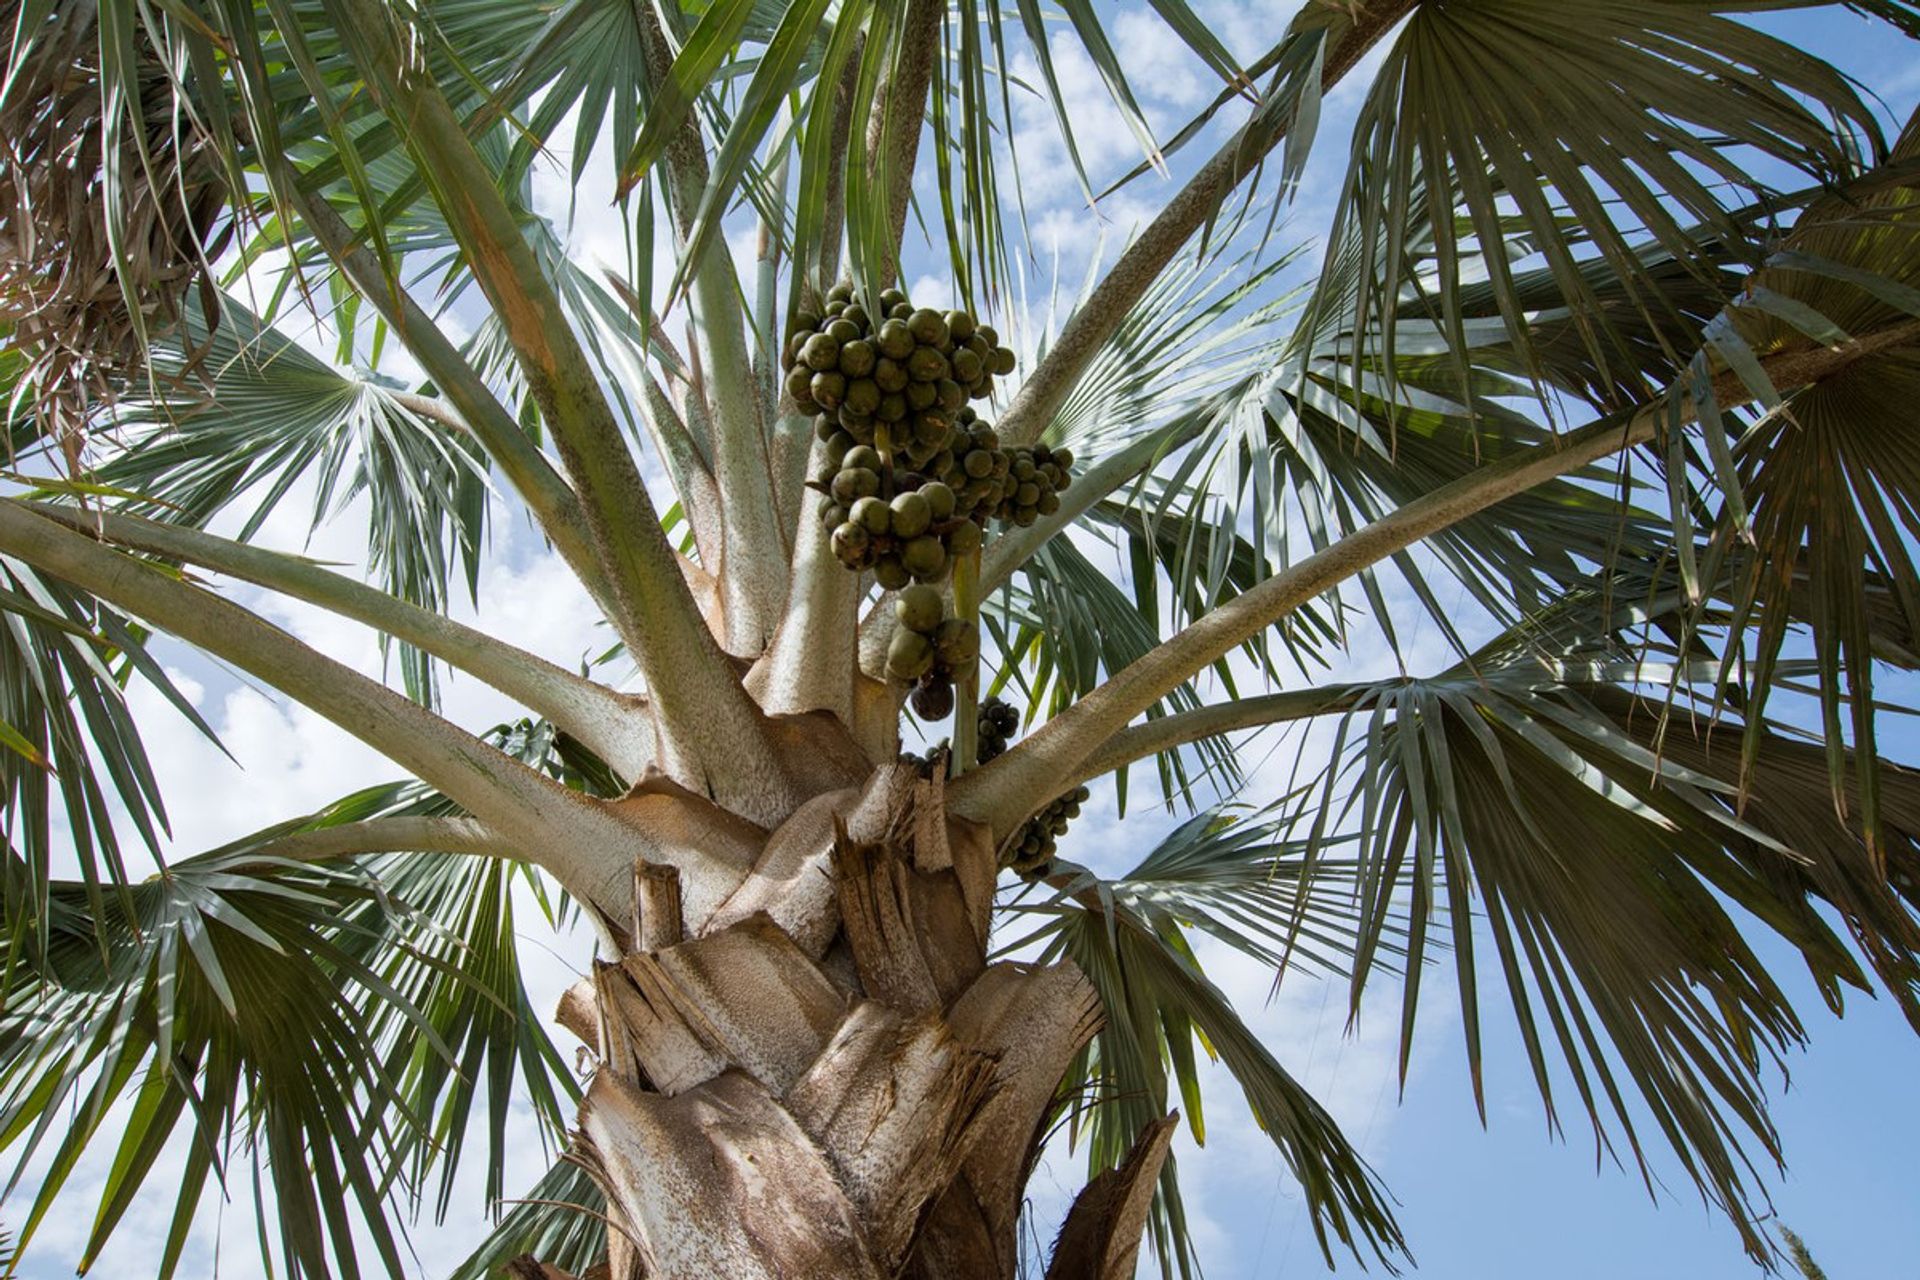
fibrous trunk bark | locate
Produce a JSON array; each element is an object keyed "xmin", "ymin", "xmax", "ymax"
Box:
[{"xmin": 542, "ymin": 763, "xmax": 1151, "ymax": 1279}]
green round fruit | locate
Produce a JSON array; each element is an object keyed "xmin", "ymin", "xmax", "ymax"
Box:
[
  {"xmin": 947, "ymin": 519, "xmax": 982, "ymax": 556},
  {"xmin": 950, "ymin": 348, "xmax": 983, "ymax": 383},
  {"xmin": 874, "ymin": 556, "xmax": 911, "ymax": 590},
  {"xmin": 827, "ymin": 317, "xmax": 862, "ymax": 346},
  {"xmin": 851, "ymin": 495, "xmax": 892, "ymax": 535},
  {"xmin": 877, "ymin": 393, "xmax": 909, "ymax": 423},
  {"xmin": 880, "ymin": 287, "xmax": 908, "ymax": 310},
  {"xmin": 786, "ymin": 331, "xmax": 812, "ymax": 366},
  {"xmin": 933, "ymin": 617, "xmax": 979, "ymax": 663},
  {"xmin": 785, "ymin": 367, "xmax": 817, "ymax": 406},
  {"xmin": 887, "ymin": 628, "xmax": 936, "ymax": 681},
  {"xmin": 912, "ymin": 412, "xmax": 950, "ymax": 447},
  {"xmin": 844, "ymin": 445, "xmax": 882, "ymax": 472},
  {"xmin": 876, "ymin": 320, "xmax": 915, "ymax": 361},
  {"xmin": 928, "ymin": 451, "xmax": 955, "ymax": 479},
  {"xmin": 828, "ymin": 281, "xmax": 855, "ymax": 303},
  {"xmin": 907, "ymin": 346, "xmax": 950, "ymax": 383},
  {"xmin": 962, "ymin": 449, "xmax": 994, "ymax": 479},
  {"xmin": 936, "ymin": 378, "xmax": 967, "ymax": 412},
  {"xmin": 905, "ymin": 379, "xmax": 939, "ymax": 410},
  {"xmin": 1037, "ymin": 490, "xmax": 1060, "ymax": 516},
  {"xmin": 802, "ymin": 332, "xmax": 840, "ymax": 371},
  {"xmin": 812, "ymin": 413, "xmax": 839, "ymax": 443},
  {"xmin": 945, "ymin": 309, "xmax": 976, "ymax": 342},
  {"xmin": 1012, "ymin": 456, "xmax": 1036, "ymax": 480},
  {"xmin": 890, "ymin": 491, "xmax": 932, "ymax": 539},
  {"xmin": 790, "ymin": 310, "xmax": 822, "ymax": 336},
  {"xmin": 839, "ymin": 407, "xmax": 875, "ymax": 437},
  {"xmin": 908, "ymin": 309, "xmax": 950, "ymax": 348},
  {"xmin": 831, "ymin": 522, "xmax": 871, "ymax": 564},
  {"xmin": 1013, "ymin": 506, "xmax": 1037, "ymax": 527},
  {"xmin": 896, "ymin": 583, "xmax": 944, "ymax": 633},
  {"xmin": 977, "ymin": 323, "xmax": 999, "ymax": 347},
  {"xmin": 824, "ymin": 432, "xmax": 854, "ymax": 465},
  {"xmin": 838, "ymin": 339, "xmax": 876, "ymax": 378},
  {"xmin": 844, "ymin": 378, "xmax": 882, "ymax": 416},
  {"xmin": 841, "ymin": 305, "xmax": 870, "ymax": 330},
  {"xmin": 902, "ymin": 535, "xmax": 949, "ymax": 580},
  {"xmin": 1016, "ymin": 481, "xmax": 1040, "ymax": 506},
  {"xmin": 810, "ymin": 370, "xmax": 846, "ymax": 409},
  {"xmin": 890, "ymin": 302, "xmax": 914, "ymax": 320},
  {"xmin": 1052, "ymin": 447, "xmax": 1074, "ymax": 469},
  {"xmin": 831, "ymin": 467, "xmax": 878, "ymax": 505},
  {"xmin": 873, "ymin": 356, "xmax": 909, "ymax": 392},
  {"xmin": 819, "ymin": 501, "xmax": 847, "ymax": 529},
  {"xmin": 992, "ymin": 346, "xmax": 1017, "ymax": 376},
  {"xmin": 922, "ymin": 482, "xmax": 956, "ymax": 521}
]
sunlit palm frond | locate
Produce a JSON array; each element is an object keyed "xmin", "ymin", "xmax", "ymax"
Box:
[
  {"xmin": 1002, "ymin": 805, "xmax": 1397, "ymax": 1278},
  {"xmin": 1316, "ymin": 0, "xmax": 1885, "ymax": 401}
]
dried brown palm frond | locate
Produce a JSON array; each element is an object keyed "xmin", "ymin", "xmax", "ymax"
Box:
[{"xmin": 0, "ymin": 3, "xmax": 229, "ymax": 466}]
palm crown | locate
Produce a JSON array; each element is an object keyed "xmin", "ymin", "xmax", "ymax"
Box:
[{"xmin": 2, "ymin": 0, "xmax": 1919, "ymax": 1277}]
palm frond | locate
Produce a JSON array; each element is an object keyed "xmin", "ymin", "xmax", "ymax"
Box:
[{"xmin": 1002, "ymin": 804, "xmax": 1401, "ymax": 1276}]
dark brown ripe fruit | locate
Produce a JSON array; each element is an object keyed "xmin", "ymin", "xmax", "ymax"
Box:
[
  {"xmin": 910, "ymin": 679, "xmax": 956, "ymax": 721},
  {"xmin": 838, "ymin": 339, "xmax": 876, "ymax": 378},
  {"xmin": 811, "ymin": 370, "xmax": 847, "ymax": 409},
  {"xmin": 922, "ymin": 481, "xmax": 957, "ymax": 521},
  {"xmin": 887, "ymin": 628, "xmax": 936, "ymax": 681},
  {"xmin": 945, "ymin": 309, "xmax": 977, "ymax": 342},
  {"xmin": 936, "ymin": 378, "xmax": 967, "ymax": 412},
  {"xmin": 876, "ymin": 319, "xmax": 915, "ymax": 360},
  {"xmin": 851, "ymin": 495, "xmax": 892, "ymax": 534},
  {"xmin": 905, "ymin": 379, "xmax": 939, "ymax": 411},
  {"xmin": 902, "ymin": 535, "xmax": 948, "ymax": 580},
  {"xmin": 991, "ymin": 346, "xmax": 1017, "ymax": 376},
  {"xmin": 1013, "ymin": 506, "xmax": 1038, "ymax": 527},
  {"xmin": 950, "ymin": 348, "xmax": 983, "ymax": 384},
  {"xmin": 844, "ymin": 378, "xmax": 882, "ymax": 416},
  {"xmin": 890, "ymin": 490, "xmax": 932, "ymax": 539},
  {"xmin": 933, "ymin": 617, "xmax": 979, "ymax": 663},
  {"xmin": 907, "ymin": 346, "xmax": 950, "ymax": 383},
  {"xmin": 873, "ymin": 355, "xmax": 909, "ymax": 392},
  {"xmin": 908, "ymin": 309, "xmax": 950, "ymax": 347},
  {"xmin": 802, "ymin": 332, "xmax": 841, "ymax": 371},
  {"xmin": 790, "ymin": 310, "xmax": 822, "ymax": 336},
  {"xmin": 831, "ymin": 522, "xmax": 871, "ymax": 564},
  {"xmin": 878, "ymin": 393, "xmax": 909, "ymax": 423},
  {"xmin": 827, "ymin": 317, "xmax": 862, "ymax": 346},
  {"xmin": 874, "ymin": 556, "xmax": 911, "ymax": 591},
  {"xmin": 896, "ymin": 583, "xmax": 944, "ymax": 633},
  {"xmin": 947, "ymin": 519, "xmax": 982, "ymax": 556}
]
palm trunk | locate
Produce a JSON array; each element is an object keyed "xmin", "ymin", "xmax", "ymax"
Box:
[{"xmin": 528, "ymin": 763, "xmax": 1166, "ymax": 1280}]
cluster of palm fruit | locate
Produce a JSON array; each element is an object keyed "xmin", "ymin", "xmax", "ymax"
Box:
[
  {"xmin": 1007, "ymin": 785, "xmax": 1090, "ymax": 880},
  {"xmin": 790, "ymin": 283, "xmax": 1080, "ymax": 722},
  {"xmin": 975, "ymin": 696, "xmax": 1021, "ymax": 763},
  {"xmin": 890, "ymin": 585, "xmax": 981, "ymax": 718}
]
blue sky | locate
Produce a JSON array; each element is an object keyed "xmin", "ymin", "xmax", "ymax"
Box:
[{"xmin": 11, "ymin": 4, "xmax": 1920, "ymax": 1279}]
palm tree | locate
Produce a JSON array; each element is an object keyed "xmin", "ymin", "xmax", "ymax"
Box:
[{"xmin": 2, "ymin": 0, "xmax": 1919, "ymax": 1275}]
